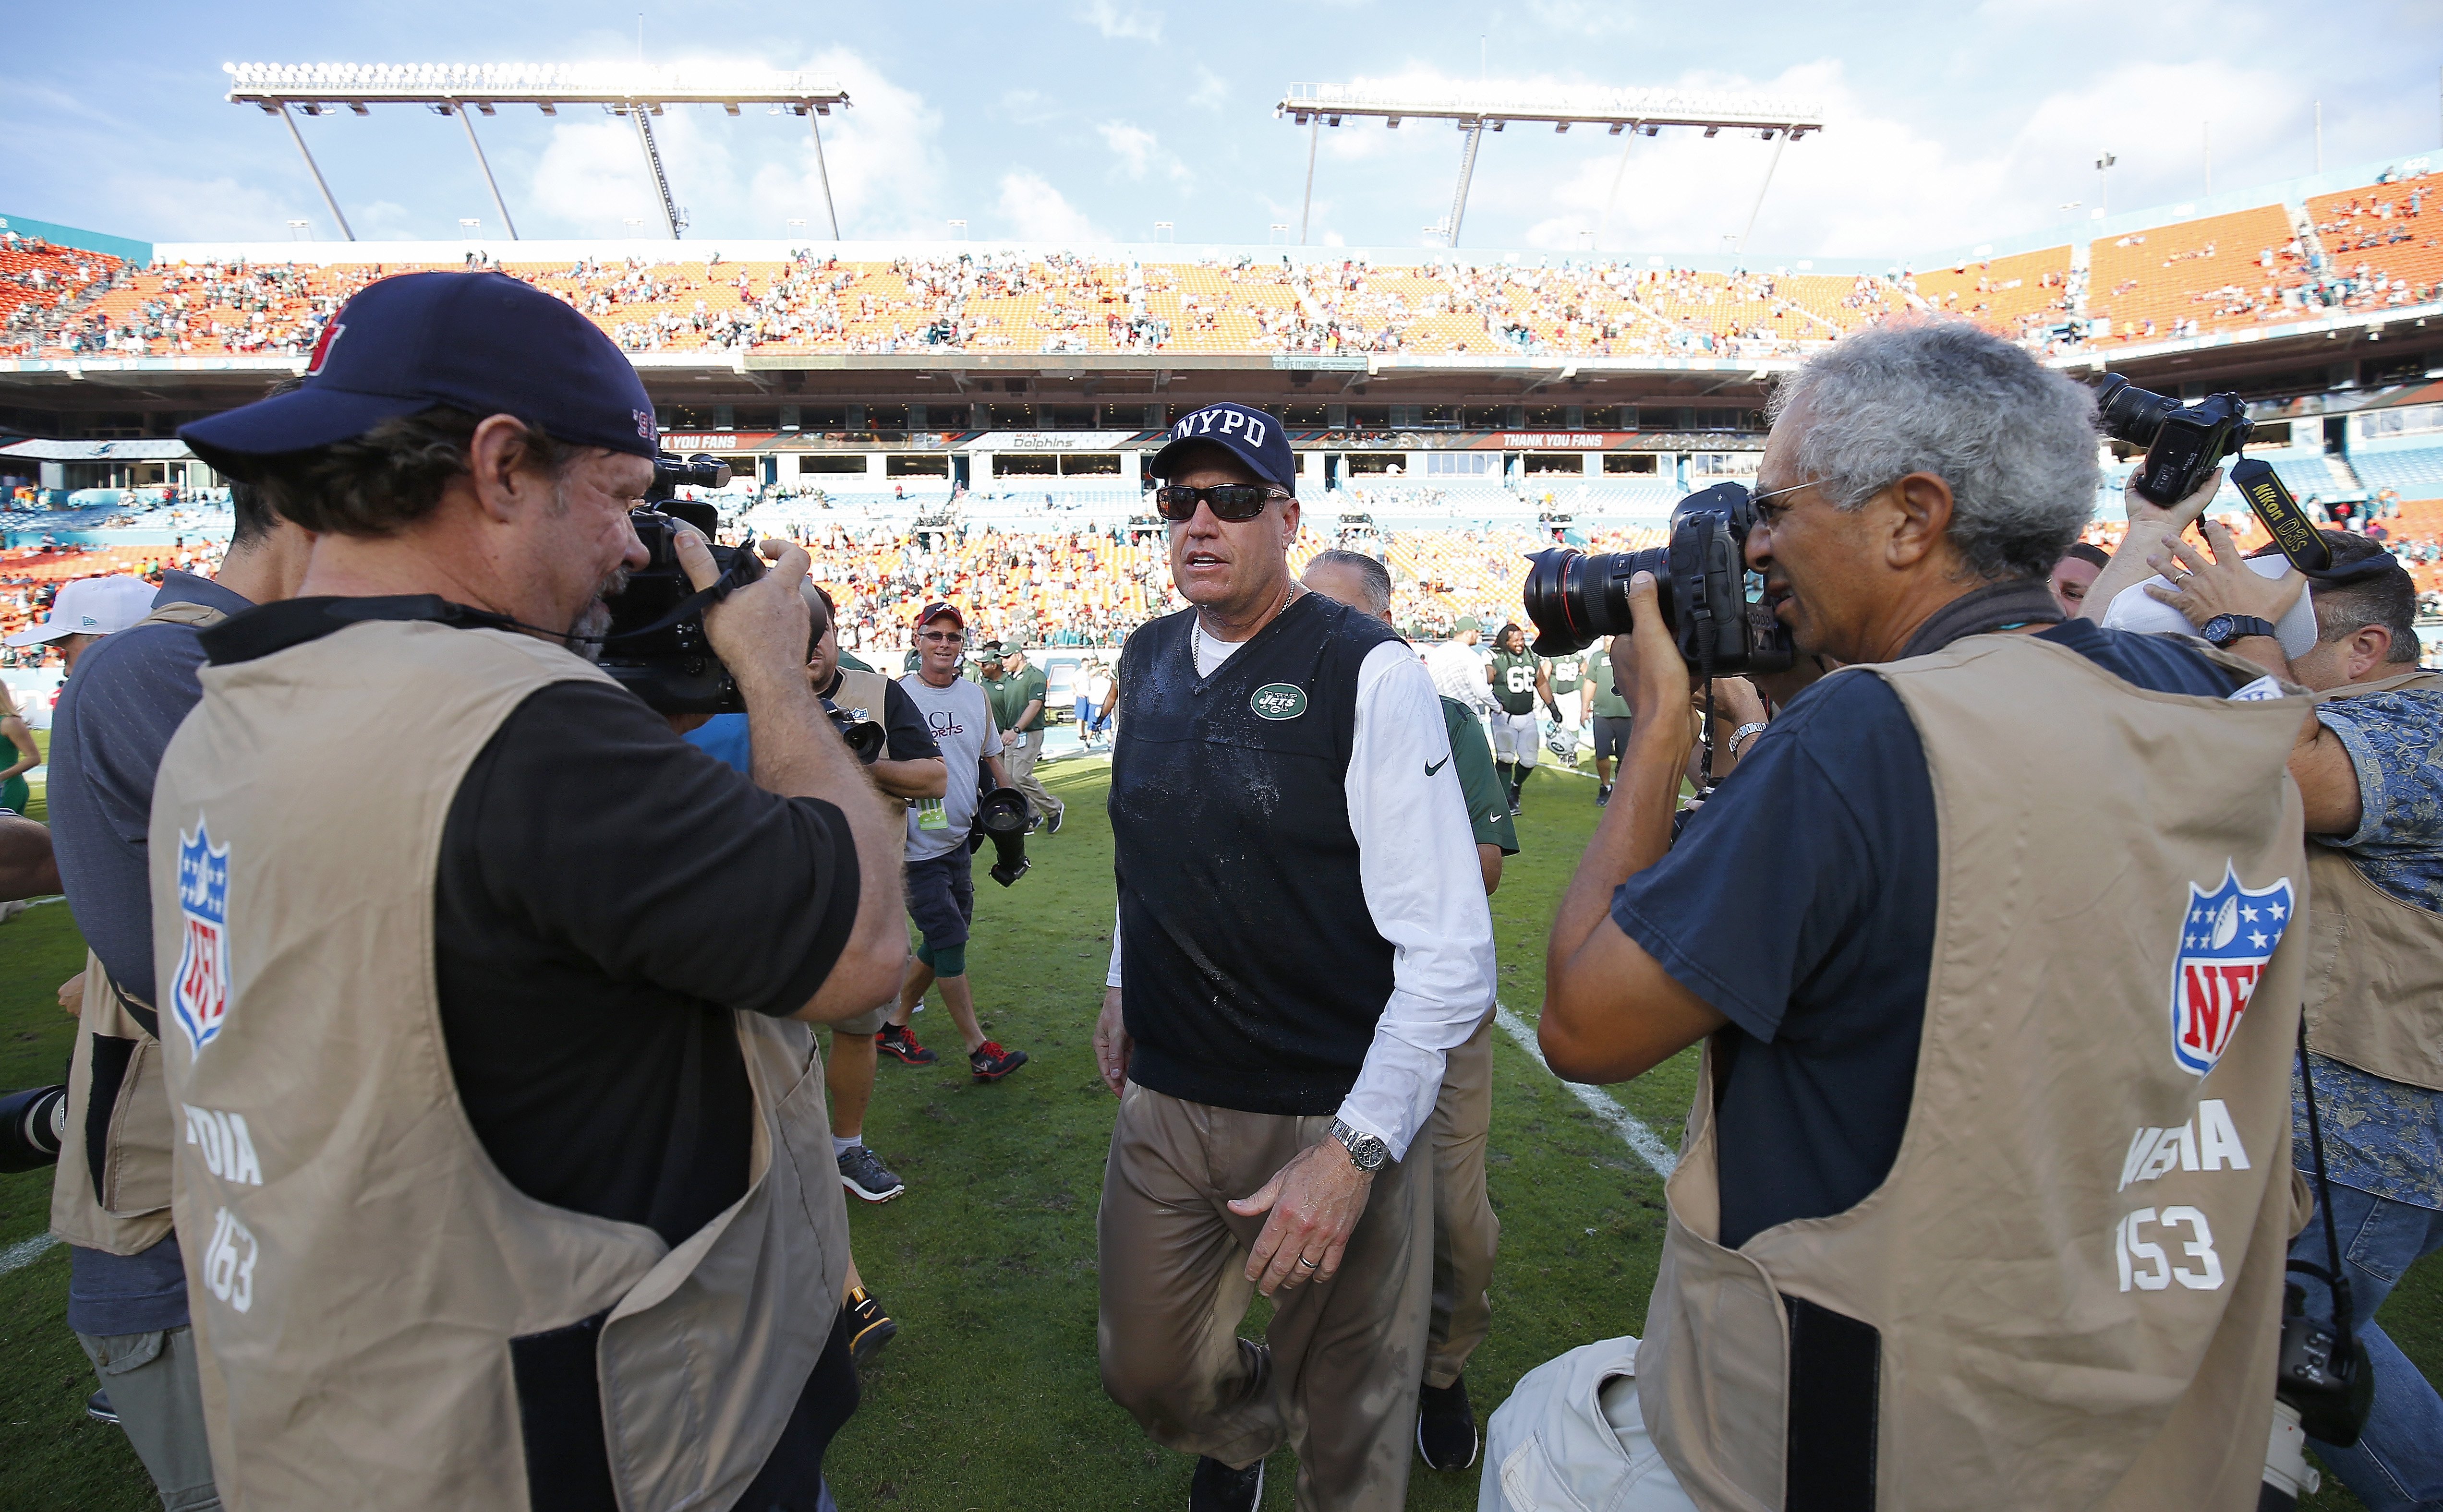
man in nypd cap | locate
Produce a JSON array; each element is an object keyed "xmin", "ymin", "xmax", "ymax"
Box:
[
  {"xmin": 161, "ymin": 270, "xmax": 907, "ymax": 1511},
  {"xmin": 1092, "ymin": 401, "xmax": 1495, "ymax": 1511}
]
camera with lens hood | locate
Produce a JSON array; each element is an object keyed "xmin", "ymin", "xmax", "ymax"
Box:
[
  {"xmin": 0, "ymin": 1082, "xmax": 68, "ymax": 1173},
  {"xmin": 821, "ymin": 697, "xmax": 886, "ymax": 766},
  {"xmin": 1523, "ymin": 481, "xmax": 1792, "ymax": 677}
]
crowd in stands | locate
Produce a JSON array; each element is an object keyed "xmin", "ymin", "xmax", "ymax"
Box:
[
  {"xmin": 4, "ymin": 163, "xmax": 2433, "ymax": 365},
  {"xmin": 0, "ymin": 233, "xmax": 127, "ymax": 350}
]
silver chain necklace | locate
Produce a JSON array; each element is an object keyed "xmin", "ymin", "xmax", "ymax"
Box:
[{"xmin": 1195, "ymin": 581, "xmax": 1298, "ymax": 670}]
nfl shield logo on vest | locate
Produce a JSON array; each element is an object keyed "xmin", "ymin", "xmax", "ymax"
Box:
[
  {"xmin": 172, "ymin": 819, "xmax": 232, "ymax": 1056},
  {"xmin": 2168, "ymin": 863, "xmax": 2293, "ymax": 1078}
]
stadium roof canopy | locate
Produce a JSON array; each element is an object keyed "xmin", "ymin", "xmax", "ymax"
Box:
[
  {"xmin": 221, "ymin": 61, "xmax": 852, "ymax": 245},
  {"xmin": 1276, "ymin": 82, "xmax": 1825, "ymax": 253}
]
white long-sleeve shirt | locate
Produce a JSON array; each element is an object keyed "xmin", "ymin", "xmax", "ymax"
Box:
[{"xmin": 1107, "ymin": 627, "xmax": 1497, "ymax": 1161}]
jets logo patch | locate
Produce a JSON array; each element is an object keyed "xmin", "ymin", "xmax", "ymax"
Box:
[
  {"xmin": 2168, "ymin": 863, "xmax": 2291, "ymax": 1078},
  {"xmin": 171, "ymin": 818, "xmax": 232, "ymax": 1056},
  {"xmin": 1251, "ymin": 683, "xmax": 1307, "ymax": 720}
]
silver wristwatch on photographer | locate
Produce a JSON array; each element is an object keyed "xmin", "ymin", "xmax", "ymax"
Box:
[{"xmin": 1329, "ymin": 1117, "xmax": 1390, "ymax": 1172}]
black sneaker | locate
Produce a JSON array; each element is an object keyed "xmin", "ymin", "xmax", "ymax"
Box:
[
  {"xmin": 1048, "ymin": 807, "xmax": 1065, "ymax": 834},
  {"xmin": 843, "ymin": 1286, "xmax": 897, "ymax": 1368},
  {"xmin": 1508, "ymin": 801, "xmax": 1522, "ymax": 817},
  {"xmin": 969, "ymin": 1041, "xmax": 1028, "ymax": 1081},
  {"xmin": 876, "ymin": 1024, "xmax": 937, "ymax": 1066},
  {"xmin": 85, "ymin": 1389, "xmax": 117, "ymax": 1425},
  {"xmin": 1187, "ymin": 1454, "xmax": 1264, "ymax": 1512},
  {"xmin": 1415, "ymin": 1374, "xmax": 1479, "ymax": 1471},
  {"xmin": 837, "ymin": 1144, "xmax": 905, "ymax": 1202},
  {"xmin": 1596, "ymin": 784, "xmax": 1612, "ymax": 807}
]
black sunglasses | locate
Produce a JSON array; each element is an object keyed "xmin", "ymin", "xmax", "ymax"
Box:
[{"xmin": 1152, "ymin": 483, "xmax": 1289, "ymax": 523}]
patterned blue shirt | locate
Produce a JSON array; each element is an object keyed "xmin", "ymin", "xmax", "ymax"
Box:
[{"xmin": 2291, "ymin": 683, "xmax": 2443, "ymax": 1209}]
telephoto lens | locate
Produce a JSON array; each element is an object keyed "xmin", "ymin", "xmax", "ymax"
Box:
[
  {"xmin": 0, "ymin": 1083, "xmax": 69, "ymax": 1173},
  {"xmin": 974, "ymin": 787, "xmax": 1032, "ymax": 887},
  {"xmin": 824, "ymin": 700, "xmax": 886, "ymax": 765}
]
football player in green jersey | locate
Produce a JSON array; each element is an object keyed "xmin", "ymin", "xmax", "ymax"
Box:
[{"xmin": 1485, "ymin": 624, "xmax": 1552, "ymax": 814}]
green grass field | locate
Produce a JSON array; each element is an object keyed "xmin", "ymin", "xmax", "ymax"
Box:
[{"xmin": 0, "ymin": 754, "xmax": 2434, "ymax": 1510}]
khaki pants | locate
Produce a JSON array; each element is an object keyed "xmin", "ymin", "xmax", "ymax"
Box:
[
  {"xmin": 1004, "ymin": 728, "xmax": 1063, "ymax": 822},
  {"xmin": 1099, "ymin": 1083, "xmax": 1432, "ymax": 1512},
  {"xmin": 76, "ymin": 1326, "xmax": 221, "ymax": 1511},
  {"xmin": 1427, "ymin": 1016, "xmax": 1499, "ymax": 1388}
]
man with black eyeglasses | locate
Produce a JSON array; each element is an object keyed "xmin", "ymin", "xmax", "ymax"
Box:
[{"xmin": 1092, "ymin": 403, "xmax": 1495, "ymax": 1512}]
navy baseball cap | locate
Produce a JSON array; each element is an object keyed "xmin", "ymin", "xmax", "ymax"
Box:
[
  {"xmin": 180, "ymin": 271, "xmax": 657, "ymax": 478},
  {"xmin": 1150, "ymin": 402, "xmax": 1296, "ymax": 494}
]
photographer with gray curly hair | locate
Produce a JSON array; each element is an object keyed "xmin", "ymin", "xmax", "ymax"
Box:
[{"xmin": 1497, "ymin": 322, "xmax": 2318, "ymax": 1510}]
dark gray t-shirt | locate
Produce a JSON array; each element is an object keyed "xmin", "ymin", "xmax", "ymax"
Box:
[
  {"xmin": 47, "ymin": 570, "xmax": 252, "ymax": 1335},
  {"xmin": 49, "ymin": 571, "xmax": 252, "ymax": 998}
]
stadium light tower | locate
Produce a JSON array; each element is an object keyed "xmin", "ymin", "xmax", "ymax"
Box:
[
  {"xmin": 1276, "ymin": 82, "xmax": 1823, "ymax": 250},
  {"xmin": 222, "ymin": 62, "xmax": 851, "ymax": 241}
]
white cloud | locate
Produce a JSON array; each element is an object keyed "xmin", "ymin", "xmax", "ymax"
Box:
[
  {"xmin": 1295, "ymin": 56, "xmax": 2336, "ymax": 261},
  {"xmin": 1098, "ymin": 121, "xmax": 1191, "ymax": 185},
  {"xmin": 746, "ymin": 48, "xmax": 951, "ymax": 240},
  {"xmin": 996, "ymin": 170, "xmax": 1106, "ymax": 241},
  {"xmin": 1078, "ymin": 0, "xmax": 1163, "ymax": 41},
  {"xmin": 1002, "ymin": 89, "xmax": 1064, "ymax": 126},
  {"xmin": 1188, "ymin": 67, "xmax": 1229, "ymax": 111},
  {"xmin": 1527, "ymin": 0, "xmax": 1640, "ymax": 34}
]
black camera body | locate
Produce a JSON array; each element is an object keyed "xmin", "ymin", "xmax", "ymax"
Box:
[
  {"xmin": 0, "ymin": 1082, "xmax": 67, "ymax": 1173},
  {"xmin": 2095, "ymin": 374, "xmax": 2252, "ymax": 508},
  {"xmin": 598, "ymin": 457, "xmax": 762, "ymax": 715},
  {"xmin": 1523, "ymin": 481, "xmax": 1792, "ymax": 676},
  {"xmin": 2275, "ymin": 1280, "xmax": 2373, "ymax": 1446},
  {"xmin": 2095, "ymin": 376, "xmax": 2342, "ymax": 574}
]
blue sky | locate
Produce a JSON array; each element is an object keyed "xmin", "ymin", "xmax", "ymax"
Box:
[{"xmin": 1, "ymin": 0, "xmax": 2432, "ymax": 260}]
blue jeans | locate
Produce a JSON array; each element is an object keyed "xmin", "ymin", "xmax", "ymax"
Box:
[{"xmin": 2288, "ymin": 1178, "xmax": 2443, "ymax": 1511}]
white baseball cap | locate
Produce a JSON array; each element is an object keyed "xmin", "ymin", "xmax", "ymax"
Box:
[
  {"xmin": 2099, "ymin": 554, "xmax": 2319, "ymax": 661},
  {"xmin": 5, "ymin": 575, "xmax": 158, "ymax": 646}
]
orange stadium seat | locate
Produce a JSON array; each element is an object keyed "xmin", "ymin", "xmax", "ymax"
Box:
[
  {"xmin": 1906, "ymin": 246, "xmax": 2075, "ymax": 339},
  {"xmin": 2087, "ymin": 204, "xmax": 2302, "ymax": 344}
]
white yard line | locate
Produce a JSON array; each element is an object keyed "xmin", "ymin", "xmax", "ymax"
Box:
[
  {"xmin": 1493, "ymin": 1003, "xmax": 1677, "ymax": 1180},
  {"xmin": 0, "ymin": 1233, "xmax": 61, "ymax": 1276}
]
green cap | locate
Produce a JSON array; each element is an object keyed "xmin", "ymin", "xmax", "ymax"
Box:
[{"xmin": 1453, "ymin": 615, "xmax": 1480, "ymax": 635}]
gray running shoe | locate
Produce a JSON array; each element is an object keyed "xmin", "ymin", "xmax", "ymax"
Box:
[{"xmin": 837, "ymin": 1144, "xmax": 906, "ymax": 1202}]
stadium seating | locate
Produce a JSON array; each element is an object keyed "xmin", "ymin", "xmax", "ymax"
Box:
[
  {"xmin": 7, "ymin": 161, "xmax": 2435, "ymax": 364},
  {"xmin": 2302, "ymin": 177, "xmax": 2443, "ymax": 313},
  {"xmin": 2351, "ymin": 444, "xmax": 2443, "ymax": 500},
  {"xmin": 1905, "ymin": 246, "xmax": 2075, "ymax": 340},
  {"xmin": 2087, "ymin": 203, "xmax": 2304, "ymax": 344}
]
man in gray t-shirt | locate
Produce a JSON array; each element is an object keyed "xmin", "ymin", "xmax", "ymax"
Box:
[{"xmin": 877, "ymin": 603, "xmax": 1027, "ymax": 1082}]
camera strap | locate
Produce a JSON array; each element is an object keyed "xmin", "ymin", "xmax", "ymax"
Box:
[
  {"xmin": 2290, "ymin": 1021, "xmax": 2359, "ymax": 1352},
  {"xmin": 1897, "ymin": 578, "xmax": 2064, "ymax": 661}
]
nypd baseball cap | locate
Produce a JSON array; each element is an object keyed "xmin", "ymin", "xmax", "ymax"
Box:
[
  {"xmin": 179, "ymin": 271, "xmax": 658, "ymax": 479},
  {"xmin": 1150, "ymin": 402, "xmax": 1296, "ymax": 493},
  {"xmin": 6, "ymin": 575, "xmax": 157, "ymax": 645}
]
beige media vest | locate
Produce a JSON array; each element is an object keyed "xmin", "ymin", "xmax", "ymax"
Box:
[
  {"xmin": 1638, "ymin": 634, "xmax": 2312, "ymax": 1512},
  {"xmin": 51, "ymin": 597, "xmax": 232, "ymax": 1257},
  {"xmin": 2301, "ymin": 668, "xmax": 2443, "ymax": 1090},
  {"xmin": 149, "ymin": 616, "xmax": 850, "ymax": 1512}
]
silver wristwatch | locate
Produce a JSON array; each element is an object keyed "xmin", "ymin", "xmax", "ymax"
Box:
[
  {"xmin": 1727, "ymin": 720, "xmax": 1771, "ymax": 760},
  {"xmin": 1329, "ymin": 1117, "xmax": 1390, "ymax": 1172}
]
